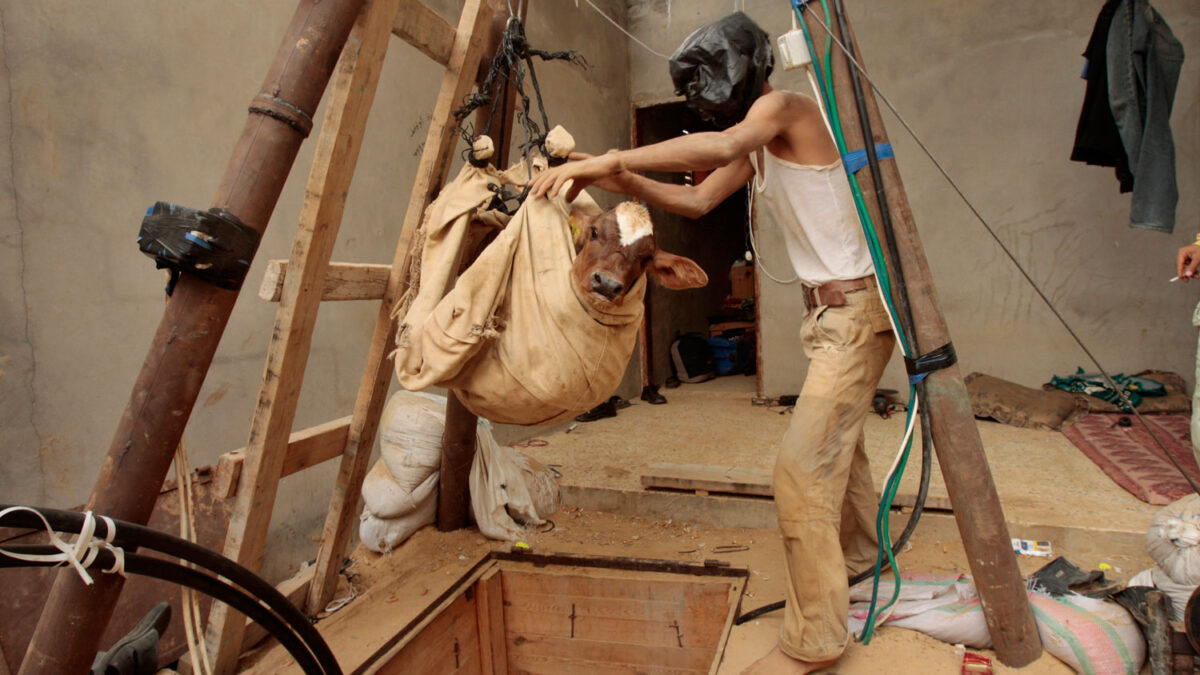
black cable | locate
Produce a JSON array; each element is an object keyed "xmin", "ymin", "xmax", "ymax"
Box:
[
  {"xmin": 0, "ymin": 505, "xmax": 339, "ymax": 674},
  {"xmin": 0, "ymin": 545, "xmax": 332, "ymax": 675}
]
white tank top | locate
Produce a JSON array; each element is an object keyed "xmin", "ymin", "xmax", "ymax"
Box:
[{"xmin": 750, "ymin": 147, "xmax": 875, "ymax": 287}]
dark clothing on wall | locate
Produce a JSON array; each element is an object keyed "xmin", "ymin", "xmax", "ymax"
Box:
[
  {"xmin": 1107, "ymin": 0, "xmax": 1184, "ymax": 233},
  {"xmin": 1071, "ymin": 0, "xmax": 1132, "ymax": 192},
  {"xmin": 1071, "ymin": 0, "xmax": 1184, "ymax": 233}
]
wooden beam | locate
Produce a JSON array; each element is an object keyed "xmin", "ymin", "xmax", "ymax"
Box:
[
  {"xmin": 811, "ymin": 1, "xmax": 1041, "ymax": 666},
  {"xmin": 473, "ymin": 568, "xmax": 506, "ymax": 674},
  {"xmin": 17, "ymin": 2, "xmax": 370, "ymax": 673},
  {"xmin": 203, "ymin": 0, "xmax": 405, "ymax": 671},
  {"xmin": 258, "ymin": 260, "xmax": 391, "ymax": 302},
  {"xmin": 639, "ymin": 463, "xmax": 953, "ymax": 511},
  {"xmin": 392, "ymin": 0, "xmax": 455, "ymax": 66},
  {"xmin": 215, "ymin": 417, "xmax": 352, "ymax": 498},
  {"xmin": 307, "ymin": 0, "xmax": 494, "ymax": 615}
]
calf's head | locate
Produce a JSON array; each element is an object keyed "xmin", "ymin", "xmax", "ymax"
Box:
[{"xmin": 571, "ymin": 202, "xmax": 708, "ymax": 309}]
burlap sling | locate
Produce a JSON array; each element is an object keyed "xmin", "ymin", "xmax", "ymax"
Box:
[{"xmin": 394, "ymin": 158, "xmax": 643, "ymax": 425}]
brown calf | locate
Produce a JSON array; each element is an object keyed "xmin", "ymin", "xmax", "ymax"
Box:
[{"xmin": 570, "ymin": 202, "xmax": 708, "ymax": 310}]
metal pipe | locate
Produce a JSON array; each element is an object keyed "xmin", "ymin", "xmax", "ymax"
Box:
[{"xmin": 18, "ymin": 2, "xmax": 364, "ymax": 673}]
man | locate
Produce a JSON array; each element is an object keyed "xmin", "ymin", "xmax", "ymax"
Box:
[{"xmin": 529, "ymin": 12, "xmax": 894, "ymax": 674}]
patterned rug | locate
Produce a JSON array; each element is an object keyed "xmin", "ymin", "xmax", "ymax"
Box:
[{"xmin": 1061, "ymin": 413, "xmax": 1199, "ymax": 505}]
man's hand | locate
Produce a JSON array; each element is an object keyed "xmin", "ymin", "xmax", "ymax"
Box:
[
  {"xmin": 528, "ymin": 151, "xmax": 621, "ymax": 200},
  {"xmin": 1177, "ymin": 243, "xmax": 1200, "ymax": 281}
]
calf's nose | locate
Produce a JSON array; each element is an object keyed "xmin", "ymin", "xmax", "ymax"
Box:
[{"xmin": 590, "ymin": 271, "xmax": 624, "ymax": 300}]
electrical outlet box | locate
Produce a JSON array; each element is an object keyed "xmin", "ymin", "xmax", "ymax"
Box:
[{"xmin": 777, "ymin": 28, "xmax": 812, "ymax": 71}]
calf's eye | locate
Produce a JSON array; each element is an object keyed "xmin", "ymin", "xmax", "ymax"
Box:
[{"xmin": 590, "ymin": 226, "xmax": 599, "ymax": 241}]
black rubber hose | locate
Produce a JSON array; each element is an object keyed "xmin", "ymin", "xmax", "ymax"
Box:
[
  {"xmin": 0, "ymin": 545, "xmax": 332, "ymax": 675},
  {"xmin": 0, "ymin": 505, "xmax": 339, "ymax": 674},
  {"xmin": 734, "ymin": 0, "xmax": 934, "ymax": 627}
]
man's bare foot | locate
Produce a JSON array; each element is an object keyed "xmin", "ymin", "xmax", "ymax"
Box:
[{"xmin": 740, "ymin": 645, "xmax": 836, "ymax": 674}]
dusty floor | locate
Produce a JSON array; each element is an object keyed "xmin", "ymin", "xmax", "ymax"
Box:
[{"xmin": 247, "ymin": 375, "xmax": 1162, "ymax": 674}]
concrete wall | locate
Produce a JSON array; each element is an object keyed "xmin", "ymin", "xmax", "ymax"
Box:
[
  {"xmin": 626, "ymin": 0, "xmax": 1200, "ymax": 397},
  {"xmin": 0, "ymin": 0, "xmax": 630, "ymax": 583}
]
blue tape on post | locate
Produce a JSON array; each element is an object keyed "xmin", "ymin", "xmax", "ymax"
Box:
[{"xmin": 842, "ymin": 142, "xmax": 894, "ymax": 175}]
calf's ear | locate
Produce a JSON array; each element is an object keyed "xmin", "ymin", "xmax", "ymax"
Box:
[
  {"xmin": 568, "ymin": 208, "xmax": 598, "ymax": 250},
  {"xmin": 648, "ymin": 250, "xmax": 708, "ymax": 290}
]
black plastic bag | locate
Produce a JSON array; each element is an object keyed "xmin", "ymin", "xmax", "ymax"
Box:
[{"xmin": 669, "ymin": 12, "xmax": 774, "ymax": 128}]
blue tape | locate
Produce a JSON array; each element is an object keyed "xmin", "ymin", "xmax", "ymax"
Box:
[
  {"xmin": 184, "ymin": 232, "xmax": 215, "ymax": 250},
  {"xmin": 908, "ymin": 372, "xmax": 929, "ymax": 385},
  {"xmin": 842, "ymin": 142, "xmax": 894, "ymax": 175}
]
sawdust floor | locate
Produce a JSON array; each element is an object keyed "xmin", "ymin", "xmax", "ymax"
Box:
[{"xmin": 247, "ymin": 376, "xmax": 1162, "ymax": 673}]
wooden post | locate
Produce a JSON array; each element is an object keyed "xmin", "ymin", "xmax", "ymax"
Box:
[
  {"xmin": 17, "ymin": 3, "xmax": 365, "ymax": 674},
  {"xmin": 805, "ymin": 4, "xmax": 1042, "ymax": 666},
  {"xmin": 201, "ymin": 0, "xmax": 404, "ymax": 671},
  {"xmin": 436, "ymin": 0, "xmax": 523, "ymax": 532}
]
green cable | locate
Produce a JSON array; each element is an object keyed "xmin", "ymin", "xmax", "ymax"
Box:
[{"xmin": 794, "ymin": 0, "xmax": 914, "ymax": 642}]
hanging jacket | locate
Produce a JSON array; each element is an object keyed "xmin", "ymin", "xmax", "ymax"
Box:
[
  {"xmin": 1070, "ymin": 0, "xmax": 1132, "ymax": 192},
  {"xmin": 1106, "ymin": 0, "xmax": 1184, "ymax": 233}
]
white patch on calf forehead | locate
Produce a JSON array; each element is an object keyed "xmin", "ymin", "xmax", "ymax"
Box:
[{"xmin": 616, "ymin": 202, "xmax": 653, "ymax": 246}]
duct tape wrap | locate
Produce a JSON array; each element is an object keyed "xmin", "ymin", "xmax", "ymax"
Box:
[
  {"xmin": 905, "ymin": 343, "xmax": 957, "ymax": 385},
  {"xmin": 842, "ymin": 143, "xmax": 894, "ymax": 175},
  {"xmin": 137, "ymin": 201, "xmax": 261, "ymax": 292}
]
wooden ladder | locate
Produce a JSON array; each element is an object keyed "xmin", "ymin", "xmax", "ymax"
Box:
[{"xmin": 202, "ymin": 0, "xmax": 502, "ymax": 671}]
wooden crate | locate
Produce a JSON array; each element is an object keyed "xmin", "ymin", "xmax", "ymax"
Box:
[{"xmin": 359, "ymin": 551, "xmax": 747, "ymax": 674}]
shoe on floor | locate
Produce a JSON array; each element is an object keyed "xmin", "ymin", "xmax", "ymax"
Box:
[
  {"xmin": 575, "ymin": 398, "xmax": 618, "ymax": 422},
  {"xmin": 640, "ymin": 385, "xmax": 667, "ymax": 405}
]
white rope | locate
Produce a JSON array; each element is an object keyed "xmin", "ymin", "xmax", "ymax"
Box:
[
  {"xmin": 0, "ymin": 507, "xmax": 126, "ymax": 583},
  {"xmin": 576, "ymin": 0, "xmax": 672, "ymax": 59}
]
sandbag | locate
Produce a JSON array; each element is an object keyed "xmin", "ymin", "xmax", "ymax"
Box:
[
  {"xmin": 359, "ymin": 499, "xmax": 437, "ymax": 555},
  {"xmin": 394, "ymin": 142, "xmax": 644, "ymax": 426},
  {"xmin": 848, "ymin": 575, "xmax": 1145, "ymax": 675},
  {"xmin": 361, "ymin": 462, "xmax": 438, "ymax": 520},
  {"xmin": 1146, "ymin": 493, "xmax": 1200, "ymax": 586},
  {"xmin": 1130, "ymin": 565, "xmax": 1196, "ymax": 621},
  {"xmin": 377, "ymin": 391, "xmax": 445, "ymax": 486},
  {"xmin": 469, "ymin": 421, "xmax": 560, "ymax": 541}
]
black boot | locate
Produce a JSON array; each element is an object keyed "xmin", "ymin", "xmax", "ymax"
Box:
[
  {"xmin": 575, "ymin": 398, "xmax": 618, "ymax": 422},
  {"xmin": 640, "ymin": 385, "xmax": 667, "ymax": 405}
]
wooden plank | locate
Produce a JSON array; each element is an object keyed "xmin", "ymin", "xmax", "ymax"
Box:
[
  {"xmin": 204, "ymin": 1, "xmax": 405, "ymax": 671},
  {"xmin": 258, "ymin": 260, "xmax": 391, "ymax": 302},
  {"xmin": 707, "ymin": 582, "xmax": 744, "ymax": 675},
  {"xmin": 505, "ymin": 633, "xmax": 714, "ymax": 672},
  {"xmin": 474, "ymin": 569, "xmax": 506, "ymax": 674},
  {"xmin": 639, "ymin": 462, "xmax": 953, "ymax": 510},
  {"xmin": 392, "ymin": 0, "xmax": 455, "ymax": 66},
  {"xmin": 306, "ymin": 0, "xmax": 494, "ymax": 614},
  {"xmin": 375, "ymin": 592, "xmax": 480, "ymax": 675},
  {"xmin": 241, "ymin": 564, "xmax": 316, "ymax": 649},
  {"xmin": 215, "ymin": 417, "xmax": 352, "ymax": 498},
  {"xmin": 503, "ymin": 652, "xmax": 703, "ymax": 675}
]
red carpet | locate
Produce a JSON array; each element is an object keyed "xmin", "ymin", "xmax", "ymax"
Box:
[{"xmin": 1061, "ymin": 413, "xmax": 1198, "ymax": 505}]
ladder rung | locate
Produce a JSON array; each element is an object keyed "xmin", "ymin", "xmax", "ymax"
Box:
[
  {"xmin": 216, "ymin": 416, "xmax": 352, "ymax": 498},
  {"xmin": 392, "ymin": 0, "xmax": 455, "ymax": 66},
  {"xmin": 258, "ymin": 260, "xmax": 391, "ymax": 302}
]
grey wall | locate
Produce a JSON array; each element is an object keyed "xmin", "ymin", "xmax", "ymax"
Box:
[
  {"xmin": 626, "ymin": 0, "xmax": 1200, "ymax": 398},
  {"xmin": 0, "ymin": 0, "xmax": 630, "ymax": 583}
]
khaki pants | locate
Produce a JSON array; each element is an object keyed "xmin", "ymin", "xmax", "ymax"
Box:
[{"xmin": 774, "ymin": 282, "xmax": 894, "ymax": 662}]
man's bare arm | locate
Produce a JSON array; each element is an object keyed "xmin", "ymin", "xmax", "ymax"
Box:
[
  {"xmin": 604, "ymin": 157, "xmax": 755, "ymax": 218},
  {"xmin": 529, "ymin": 91, "xmax": 798, "ymax": 198}
]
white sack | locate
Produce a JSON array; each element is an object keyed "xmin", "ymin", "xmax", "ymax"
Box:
[
  {"xmin": 378, "ymin": 390, "xmax": 446, "ymax": 484},
  {"xmin": 469, "ymin": 421, "xmax": 559, "ymax": 541},
  {"xmin": 1146, "ymin": 493, "xmax": 1200, "ymax": 586},
  {"xmin": 361, "ymin": 462, "xmax": 439, "ymax": 520},
  {"xmin": 358, "ymin": 500, "xmax": 436, "ymax": 554}
]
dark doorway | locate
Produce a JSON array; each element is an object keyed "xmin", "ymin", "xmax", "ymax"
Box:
[{"xmin": 634, "ymin": 102, "xmax": 757, "ymax": 389}]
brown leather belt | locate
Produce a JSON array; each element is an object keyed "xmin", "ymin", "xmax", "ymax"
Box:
[{"xmin": 802, "ymin": 276, "xmax": 873, "ymax": 309}]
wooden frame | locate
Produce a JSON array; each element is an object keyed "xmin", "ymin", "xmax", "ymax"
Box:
[
  {"xmin": 354, "ymin": 552, "xmax": 749, "ymax": 675},
  {"xmin": 203, "ymin": 1, "xmax": 497, "ymax": 671}
]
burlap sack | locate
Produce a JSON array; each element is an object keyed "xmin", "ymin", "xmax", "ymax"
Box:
[{"xmin": 394, "ymin": 158, "xmax": 643, "ymax": 425}]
